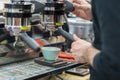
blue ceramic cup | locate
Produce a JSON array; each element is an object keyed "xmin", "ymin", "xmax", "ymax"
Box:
[{"xmin": 41, "ymin": 47, "xmax": 61, "ymax": 60}]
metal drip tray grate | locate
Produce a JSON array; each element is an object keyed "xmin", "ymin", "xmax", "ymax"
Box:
[{"xmin": 0, "ymin": 60, "xmax": 53, "ymax": 80}]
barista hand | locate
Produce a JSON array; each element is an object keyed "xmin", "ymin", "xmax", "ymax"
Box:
[
  {"xmin": 71, "ymin": 35, "xmax": 91, "ymax": 63},
  {"xmin": 70, "ymin": 0, "xmax": 92, "ymax": 20},
  {"xmin": 71, "ymin": 35, "xmax": 100, "ymax": 65}
]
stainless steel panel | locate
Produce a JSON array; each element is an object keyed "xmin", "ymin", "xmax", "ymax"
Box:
[{"xmin": 68, "ymin": 18, "xmax": 94, "ymax": 42}]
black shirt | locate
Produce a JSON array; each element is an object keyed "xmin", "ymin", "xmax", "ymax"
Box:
[{"xmin": 91, "ymin": 0, "xmax": 120, "ymax": 80}]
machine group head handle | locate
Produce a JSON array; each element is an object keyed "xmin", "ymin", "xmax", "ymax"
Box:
[
  {"xmin": 57, "ymin": 27, "xmax": 74, "ymax": 42},
  {"xmin": 20, "ymin": 32, "xmax": 40, "ymax": 52}
]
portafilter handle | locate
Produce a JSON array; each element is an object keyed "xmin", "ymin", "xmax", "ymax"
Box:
[
  {"xmin": 20, "ymin": 32, "xmax": 40, "ymax": 52},
  {"xmin": 64, "ymin": 0, "xmax": 75, "ymax": 12},
  {"xmin": 57, "ymin": 27, "xmax": 74, "ymax": 42}
]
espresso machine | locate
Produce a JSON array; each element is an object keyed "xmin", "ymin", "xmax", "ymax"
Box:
[{"xmin": 0, "ymin": 0, "xmax": 75, "ymax": 65}]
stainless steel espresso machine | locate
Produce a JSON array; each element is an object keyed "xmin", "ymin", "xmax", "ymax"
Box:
[
  {"xmin": 0, "ymin": 0, "xmax": 92, "ymax": 65},
  {"xmin": 0, "ymin": 0, "xmax": 74, "ymax": 65}
]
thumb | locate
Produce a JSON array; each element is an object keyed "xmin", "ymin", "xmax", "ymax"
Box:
[{"xmin": 73, "ymin": 34, "xmax": 79, "ymax": 41}]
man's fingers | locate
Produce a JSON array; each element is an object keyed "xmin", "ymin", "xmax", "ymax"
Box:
[{"xmin": 73, "ymin": 34, "xmax": 80, "ymax": 41}]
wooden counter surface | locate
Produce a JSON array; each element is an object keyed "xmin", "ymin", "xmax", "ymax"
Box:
[{"xmin": 38, "ymin": 72, "xmax": 90, "ymax": 80}]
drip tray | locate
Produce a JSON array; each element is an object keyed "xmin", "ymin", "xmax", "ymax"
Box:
[{"xmin": 34, "ymin": 57, "xmax": 68, "ymax": 68}]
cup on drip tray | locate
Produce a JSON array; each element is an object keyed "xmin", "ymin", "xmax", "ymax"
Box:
[{"xmin": 41, "ymin": 47, "xmax": 61, "ymax": 61}]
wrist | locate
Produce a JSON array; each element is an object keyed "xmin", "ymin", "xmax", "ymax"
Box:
[{"xmin": 86, "ymin": 45, "xmax": 100, "ymax": 66}]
